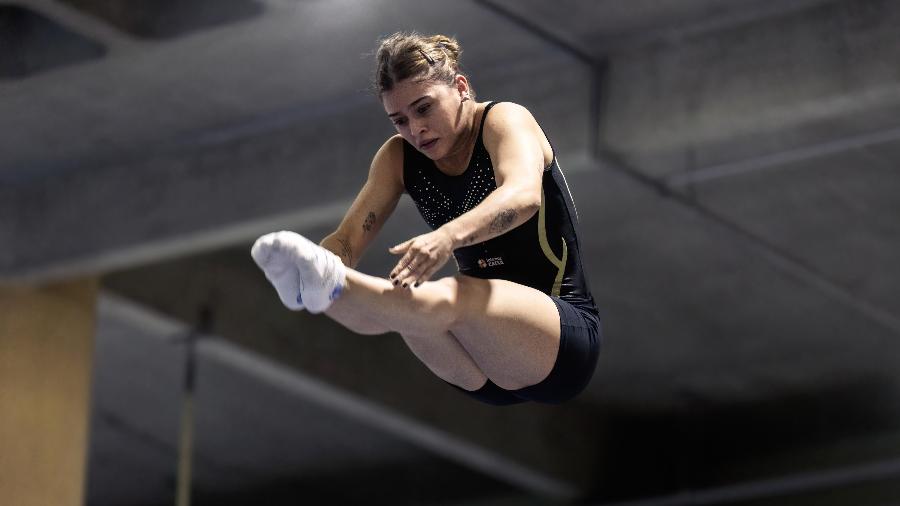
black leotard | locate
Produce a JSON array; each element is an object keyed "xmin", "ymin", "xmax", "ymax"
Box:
[{"xmin": 402, "ymin": 101, "xmax": 597, "ymax": 314}]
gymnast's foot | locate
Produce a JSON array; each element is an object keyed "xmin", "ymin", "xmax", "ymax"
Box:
[{"xmin": 251, "ymin": 231, "xmax": 346, "ymax": 313}]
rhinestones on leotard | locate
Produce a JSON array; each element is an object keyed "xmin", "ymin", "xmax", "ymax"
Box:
[
  {"xmin": 409, "ymin": 145, "xmax": 497, "ymax": 230},
  {"xmin": 404, "ymin": 102, "xmax": 503, "ymax": 231}
]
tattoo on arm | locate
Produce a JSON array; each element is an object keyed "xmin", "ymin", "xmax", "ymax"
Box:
[
  {"xmin": 489, "ymin": 209, "xmax": 518, "ymax": 234},
  {"xmin": 336, "ymin": 237, "xmax": 353, "ymax": 267},
  {"xmin": 363, "ymin": 212, "xmax": 376, "ymax": 233}
]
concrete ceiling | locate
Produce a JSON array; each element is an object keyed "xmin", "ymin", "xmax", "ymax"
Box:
[
  {"xmin": 484, "ymin": 0, "xmax": 836, "ymax": 52},
  {"xmin": 3, "ymin": 0, "xmax": 900, "ymax": 504}
]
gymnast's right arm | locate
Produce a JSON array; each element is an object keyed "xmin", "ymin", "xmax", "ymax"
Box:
[{"xmin": 319, "ymin": 135, "xmax": 404, "ymax": 269}]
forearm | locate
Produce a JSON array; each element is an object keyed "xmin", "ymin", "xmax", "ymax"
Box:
[
  {"xmin": 440, "ymin": 186, "xmax": 540, "ymax": 249},
  {"xmin": 320, "ymin": 233, "xmax": 358, "ymax": 269}
]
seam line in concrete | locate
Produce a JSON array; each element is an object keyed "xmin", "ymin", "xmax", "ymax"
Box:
[
  {"xmin": 599, "ymin": 455, "xmax": 900, "ymax": 506},
  {"xmin": 597, "ymin": 152, "xmax": 900, "ymax": 336},
  {"xmin": 1, "ymin": 200, "xmax": 352, "ymax": 284},
  {"xmin": 472, "ymin": 0, "xmax": 596, "ymax": 66},
  {"xmin": 665, "ymin": 125, "xmax": 900, "ymax": 187}
]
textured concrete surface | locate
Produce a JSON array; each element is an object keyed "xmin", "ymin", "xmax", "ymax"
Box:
[
  {"xmin": 599, "ymin": 0, "xmax": 900, "ymax": 177},
  {"xmin": 3, "ymin": 0, "xmax": 900, "ymax": 504}
]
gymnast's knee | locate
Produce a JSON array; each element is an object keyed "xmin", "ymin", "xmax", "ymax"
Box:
[
  {"xmin": 445, "ymin": 274, "xmax": 490, "ymax": 327},
  {"xmin": 413, "ymin": 276, "xmax": 464, "ymax": 330}
]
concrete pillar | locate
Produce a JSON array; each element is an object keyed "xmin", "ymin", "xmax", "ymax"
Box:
[{"xmin": 0, "ymin": 278, "xmax": 98, "ymax": 506}]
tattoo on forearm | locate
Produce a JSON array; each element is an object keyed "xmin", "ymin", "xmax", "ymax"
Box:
[
  {"xmin": 489, "ymin": 209, "xmax": 518, "ymax": 234},
  {"xmin": 363, "ymin": 212, "xmax": 376, "ymax": 233},
  {"xmin": 336, "ymin": 237, "xmax": 353, "ymax": 266}
]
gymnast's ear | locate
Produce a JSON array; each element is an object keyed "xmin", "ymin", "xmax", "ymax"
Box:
[{"xmin": 454, "ymin": 75, "xmax": 470, "ymax": 101}]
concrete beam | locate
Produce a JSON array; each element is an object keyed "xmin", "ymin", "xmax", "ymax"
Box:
[
  {"xmin": 600, "ymin": 0, "xmax": 900, "ymax": 177},
  {"xmin": 8, "ymin": 0, "xmax": 143, "ymax": 54},
  {"xmin": 486, "ymin": 0, "xmax": 834, "ymax": 54}
]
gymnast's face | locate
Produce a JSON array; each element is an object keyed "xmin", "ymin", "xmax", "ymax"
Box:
[{"xmin": 382, "ymin": 77, "xmax": 469, "ymax": 161}]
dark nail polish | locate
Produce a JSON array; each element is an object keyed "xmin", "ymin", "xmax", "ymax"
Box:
[
  {"xmin": 389, "ymin": 273, "xmax": 395, "ymax": 279},
  {"xmin": 393, "ymin": 279, "xmax": 399, "ymax": 286},
  {"xmin": 414, "ymin": 282, "xmax": 420, "ymax": 287},
  {"xmin": 402, "ymin": 283, "xmax": 408, "ymax": 288}
]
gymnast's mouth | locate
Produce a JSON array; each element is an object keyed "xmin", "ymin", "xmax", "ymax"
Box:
[{"xmin": 419, "ymin": 138, "xmax": 438, "ymax": 150}]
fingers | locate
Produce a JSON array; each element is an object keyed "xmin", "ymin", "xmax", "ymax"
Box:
[
  {"xmin": 389, "ymin": 250, "xmax": 415, "ymax": 282},
  {"xmin": 413, "ymin": 262, "xmax": 443, "ymax": 287},
  {"xmin": 388, "ymin": 238, "xmax": 417, "ymax": 284},
  {"xmin": 393, "ymin": 250, "xmax": 447, "ymax": 288},
  {"xmin": 392, "ymin": 254, "xmax": 426, "ymax": 288},
  {"xmin": 389, "ymin": 238, "xmax": 413, "ymax": 254},
  {"xmin": 406, "ymin": 257, "xmax": 433, "ymax": 287},
  {"xmin": 387, "ymin": 233, "xmax": 451, "ymax": 288},
  {"xmin": 391, "ymin": 249, "xmax": 431, "ymax": 288}
]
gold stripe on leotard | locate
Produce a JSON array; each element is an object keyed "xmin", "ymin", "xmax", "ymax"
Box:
[{"xmin": 538, "ymin": 188, "xmax": 568, "ymax": 297}]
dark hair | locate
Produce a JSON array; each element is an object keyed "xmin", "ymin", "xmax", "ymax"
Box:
[{"xmin": 373, "ymin": 31, "xmax": 472, "ymax": 98}]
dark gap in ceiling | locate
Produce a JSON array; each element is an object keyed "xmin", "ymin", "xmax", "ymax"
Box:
[
  {"xmin": 57, "ymin": 0, "xmax": 265, "ymax": 40},
  {"xmin": 587, "ymin": 373, "xmax": 900, "ymax": 501},
  {"xmin": 0, "ymin": 5, "xmax": 106, "ymax": 79}
]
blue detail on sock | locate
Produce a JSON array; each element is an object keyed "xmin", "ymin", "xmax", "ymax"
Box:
[{"xmin": 330, "ymin": 284, "xmax": 343, "ymax": 301}]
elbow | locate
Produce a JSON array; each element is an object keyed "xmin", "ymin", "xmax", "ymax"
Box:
[
  {"xmin": 497, "ymin": 184, "xmax": 541, "ymax": 220},
  {"xmin": 318, "ymin": 232, "xmax": 338, "ymax": 248},
  {"xmin": 520, "ymin": 188, "xmax": 542, "ymax": 218}
]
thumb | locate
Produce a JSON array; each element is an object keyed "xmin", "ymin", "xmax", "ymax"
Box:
[{"xmin": 389, "ymin": 238, "xmax": 413, "ymax": 254}]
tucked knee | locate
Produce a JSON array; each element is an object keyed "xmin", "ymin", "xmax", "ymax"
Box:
[
  {"xmin": 413, "ymin": 277, "xmax": 463, "ymax": 332},
  {"xmin": 400, "ymin": 332, "xmax": 486, "ymax": 391},
  {"xmin": 445, "ymin": 275, "xmax": 489, "ymax": 331}
]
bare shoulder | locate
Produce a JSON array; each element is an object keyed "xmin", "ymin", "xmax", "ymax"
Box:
[
  {"xmin": 370, "ymin": 134, "xmax": 405, "ymax": 185},
  {"xmin": 482, "ymin": 102, "xmax": 539, "ymax": 133},
  {"xmin": 373, "ymin": 134, "xmax": 404, "ymax": 166},
  {"xmin": 482, "ymin": 102, "xmax": 545, "ymax": 145},
  {"xmin": 481, "ymin": 102, "xmax": 552, "ymax": 166}
]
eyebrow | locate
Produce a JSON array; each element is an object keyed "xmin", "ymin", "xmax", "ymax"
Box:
[{"xmin": 387, "ymin": 95, "xmax": 429, "ymax": 117}]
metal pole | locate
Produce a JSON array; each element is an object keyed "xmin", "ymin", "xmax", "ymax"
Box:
[
  {"xmin": 175, "ymin": 330, "xmax": 196, "ymax": 506},
  {"xmin": 175, "ymin": 306, "xmax": 209, "ymax": 506}
]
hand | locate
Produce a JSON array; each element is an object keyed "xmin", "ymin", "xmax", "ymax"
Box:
[{"xmin": 389, "ymin": 228, "xmax": 454, "ymax": 288}]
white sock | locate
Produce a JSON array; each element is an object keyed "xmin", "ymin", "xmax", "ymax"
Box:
[{"xmin": 250, "ymin": 231, "xmax": 346, "ymax": 313}]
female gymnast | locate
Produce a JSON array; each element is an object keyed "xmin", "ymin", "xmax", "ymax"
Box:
[{"xmin": 251, "ymin": 32, "xmax": 601, "ymax": 405}]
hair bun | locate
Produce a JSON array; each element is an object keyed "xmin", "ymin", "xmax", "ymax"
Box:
[
  {"xmin": 373, "ymin": 32, "xmax": 469, "ymax": 97},
  {"xmin": 429, "ymin": 36, "xmax": 460, "ymax": 67}
]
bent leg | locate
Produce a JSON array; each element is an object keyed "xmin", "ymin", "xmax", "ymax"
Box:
[
  {"xmin": 251, "ymin": 231, "xmax": 559, "ymax": 393},
  {"xmin": 325, "ymin": 270, "xmax": 561, "ymax": 391},
  {"xmin": 398, "ymin": 331, "xmax": 488, "ymax": 391},
  {"xmin": 324, "ymin": 299, "xmax": 391, "ymax": 335},
  {"xmin": 449, "ymin": 276, "xmax": 561, "ymax": 391},
  {"xmin": 323, "ymin": 271, "xmax": 487, "ymax": 390},
  {"xmin": 324, "ymin": 271, "xmax": 460, "ymax": 337}
]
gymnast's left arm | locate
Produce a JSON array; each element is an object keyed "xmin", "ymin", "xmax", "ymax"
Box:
[{"xmin": 389, "ymin": 103, "xmax": 545, "ymax": 287}]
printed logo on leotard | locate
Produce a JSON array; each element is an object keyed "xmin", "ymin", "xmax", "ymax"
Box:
[{"xmin": 477, "ymin": 256, "xmax": 504, "ymax": 268}]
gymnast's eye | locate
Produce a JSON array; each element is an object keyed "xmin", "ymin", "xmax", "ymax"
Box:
[
  {"xmin": 416, "ymin": 103, "xmax": 431, "ymax": 115},
  {"xmin": 392, "ymin": 117, "xmax": 407, "ymax": 126}
]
